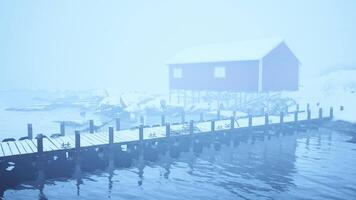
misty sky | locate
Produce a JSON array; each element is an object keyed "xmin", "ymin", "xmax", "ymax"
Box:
[{"xmin": 0, "ymin": 0, "xmax": 355, "ymax": 92}]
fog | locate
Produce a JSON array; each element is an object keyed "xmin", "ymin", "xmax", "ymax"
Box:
[{"xmin": 1, "ymin": 0, "xmax": 356, "ymax": 92}]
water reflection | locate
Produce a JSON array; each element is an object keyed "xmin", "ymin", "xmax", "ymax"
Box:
[{"xmin": 2, "ymin": 126, "xmax": 356, "ymax": 199}]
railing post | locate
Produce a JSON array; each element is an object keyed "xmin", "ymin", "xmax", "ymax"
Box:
[
  {"xmin": 319, "ymin": 107, "xmax": 323, "ymax": 119},
  {"xmin": 181, "ymin": 111, "xmax": 185, "ymax": 123},
  {"xmin": 140, "ymin": 116, "xmax": 144, "ymax": 125},
  {"xmin": 161, "ymin": 115, "xmax": 166, "ymax": 126},
  {"xmin": 60, "ymin": 122, "xmax": 65, "ymax": 136},
  {"xmin": 248, "ymin": 115, "xmax": 252, "ymax": 127},
  {"xmin": 139, "ymin": 125, "xmax": 144, "ymax": 143},
  {"xmin": 211, "ymin": 120, "xmax": 215, "ymax": 132},
  {"xmin": 166, "ymin": 123, "xmax": 171, "ymax": 137},
  {"xmin": 265, "ymin": 113, "xmax": 269, "ymax": 126},
  {"xmin": 89, "ymin": 120, "xmax": 94, "ymax": 133},
  {"xmin": 36, "ymin": 134, "xmax": 43, "ymax": 154},
  {"xmin": 294, "ymin": 111, "xmax": 298, "ymax": 122},
  {"xmin": 280, "ymin": 112, "xmax": 284, "ymax": 124},
  {"xmin": 27, "ymin": 123, "xmax": 33, "ymax": 139},
  {"xmin": 330, "ymin": 107, "xmax": 334, "ymax": 119},
  {"xmin": 109, "ymin": 127, "xmax": 114, "ymax": 147},
  {"xmin": 115, "ymin": 118, "xmax": 121, "ymax": 131},
  {"xmin": 230, "ymin": 116, "xmax": 235, "ymax": 129},
  {"xmin": 75, "ymin": 131, "xmax": 81, "ymax": 151},
  {"xmin": 200, "ymin": 112, "xmax": 204, "ymax": 122},
  {"xmin": 189, "ymin": 120, "xmax": 194, "ymax": 134}
]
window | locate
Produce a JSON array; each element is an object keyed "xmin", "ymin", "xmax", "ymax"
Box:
[
  {"xmin": 214, "ymin": 66, "xmax": 226, "ymax": 78},
  {"xmin": 173, "ymin": 67, "xmax": 182, "ymax": 79}
]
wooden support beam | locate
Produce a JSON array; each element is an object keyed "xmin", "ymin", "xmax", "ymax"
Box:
[
  {"xmin": 27, "ymin": 123, "xmax": 33, "ymax": 139},
  {"xmin": 139, "ymin": 125, "xmax": 144, "ymax": 143},
  {"xmin": 115, "ymin": 118, "xmax": 121, "ymax": 131},
  {"xmin": 75, "ymin": 131, "xmax": 80, "ymax": 151},
  {"xmin": 307, "ymin": 109, "xmax": 311, "ymax": 121},
  {"xmin": 140, "ymin": 116, "xmax": 144, "ymax": 125},
  {"xmin": 89, "ymin": 120, "xmax": 94, "ymax": 133}
]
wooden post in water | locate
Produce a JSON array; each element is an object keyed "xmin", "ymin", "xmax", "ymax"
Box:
[
  {"xmin": 330, "ymin": 107, "xmax": 334, "ymax": 119},
  {"xmin": 294, "ymin": 111, "xmax": 298, "ymax": 122},
  {"xmin": 211, "ymin": 120, "xmax": 215, "ymax": 132},
  {"xmin": 27, "ymin": 123, "xmax": 33, "ymax": 139},
  {"xmin": 161, "ymin": 115, "xmax": 166, "ymax": 126},
  {"xmin": 248, "ymin": 115, "xmax": 252, "ymax": 127},
  {"xmin": 109, "ymin": 127, "xmax": 114, "ymax": 148},
  {"xmin": 307, "ymin": 103, "xmax": 310, "ymax": 111},
  {"xmin": 280, "ymin": 112, "xmax": 284, "ymax": 124},
  {"xmin": 166, "ymin": 123, "xmax": 171, "ymax": 137},
  {"xmin": 115, "ymin": 118, "xmax": 121, "ymax": 131},
  {"xmin": 189, "ymin": 120, "xmax": 194, "ymax": 134},
  {"xmin": 181, "ymin": 111, "xmax": 185, "ymax": 123},
  {"xmin": 230, "ymin": 116, "xmax": 235, "ymax": 129},
  {"xmin": 319, "ymin": 107, "xmax": 323, "ymax": 119},
  {"xmin": 296, "ymin": 104, "xmax": 300, "ymax": 112},
  {"xmin": 60, "ymin": 122, "xmax": 65, "ymax": 136},
  {"xmin": 36, "ymin": 134, "xmax": 43, "ymax": 154},
  {"xmin": 307, "ymin": 109, "xmax": 311, "ymax": 121},
  {"xmin": 265, "ymin": 113, "xmax": 269, "ymax": 126},
  {"xmin": 89, "ymin": 120, "xmax": 94, "ymax": 133}
]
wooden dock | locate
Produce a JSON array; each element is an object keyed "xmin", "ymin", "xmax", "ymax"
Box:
[{"xmin": 0, "ymin": 106, "xmax": 333, "ymax": 159}]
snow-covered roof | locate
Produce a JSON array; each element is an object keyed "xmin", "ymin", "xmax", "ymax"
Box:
[{"xmin": 166, "ymin": 38, "xmax": 285, "ymax": 64}]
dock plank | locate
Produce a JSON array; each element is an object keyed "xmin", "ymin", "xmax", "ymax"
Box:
[
  {"xmin": 80, "ymin": 134, "xmax": 97, "ymax": 147},
  {"xmin": 24, "ymin": 140, "xmax": 36, "ymax": 153},
  {"xmin": 0, "ymin": 143, "xmax": 5, "ymax": 157},
  {"xmin": 2, "ymin": 142, "xmax": 13, "ymax": 157},
  {"xmin": 86, "ymin": 134, "xmax": 107, "ymax": 145},
  {"xmin": 8, "ymin": 142, "xmax": 20, "ymax": 156},
  {"xmin": 43, "ymin": 138, "xmax": 59, "ymax": 152},
  {"xmin": 18, "ymin": 140, "xmax": 33, "ymax": 154}
]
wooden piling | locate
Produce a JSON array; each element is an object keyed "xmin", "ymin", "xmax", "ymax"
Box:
[
  {"xmin": 109, "ymin": 127, "xmax": 114, "ymax": 147},
  {"xmin": 330, "ymin": 107, "xmax": 334, "ymax": 119},
  {"xmin": 307, "ymin": 103, "xmax": 310, "ymax": 111},
  {"xmin": 166, "ymin": 123, "xmax": 171, "ymax": 137},
  {"xmin": 27, "ymin": 123, "xmax": 33, "ymax": 139},
  {"xmin": 36, "ymin": 134, "xmax": 43, "ymax": 154},
  {"xmin": 296, "ymin": 104, "xmax": 299, "ymax": 112},
  {"xmin": 340, "ymin": 105, "xmax": 344, "ymax": 111},
  {"xmin": 60, "ymin": 122, "xmax": 65, "ymax": 136},
  {"xmin": 189, "ymin": 120, "xmax": 194, "ymax": 134},
  {"xmin": 217, "ymin": 109, "xmax": 221, "ymax": 120},
  {"xmin": 248, "ymin": 115, "xmax": 252, "ymax": 127},
  {"xmin": 115, "ymin": 118, "xmax": 121, "ymax": 131},
  {"xmin": 211, "ymin": 120, "xmax": 215, "ymax": 132},
  {"xmin": 89, "ymin": 120, "xmax": 94, "ymax": 133},
  {"xmin": 307, "ymin": 109, "xmax": 311, "ymax": 121},
  {"xmin": 233, "ymin": 110, "xmax": 236, "ymax": 119},
  {"xmin": 161, "ymin": 115, "xmax": 166, "ymax": 126},
  {"xmin": 140, "ymin": 116, "xmax": 144, "ymax": 125},
  {"xmin": 319, "ymin": 107, "xmax": 323, "ymax": 119}
]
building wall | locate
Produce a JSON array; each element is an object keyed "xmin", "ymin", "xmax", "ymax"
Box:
[
  {"xmin": 169, "ymin": 60, "xmax": 259, "ymax": 92},
  {"xmin": 262, "ymin": 42, "xmax": 299, "ymax": 91}
]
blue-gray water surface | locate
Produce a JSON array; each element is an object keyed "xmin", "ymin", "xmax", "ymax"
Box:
[{"xmin": 1, "ymin": 127, "xmax": 356, "ymax": 200}]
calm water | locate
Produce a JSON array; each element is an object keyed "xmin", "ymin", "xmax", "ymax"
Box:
[{"xmin": 1, "ymin": 127, "xmax": 356, "ymax": 200}]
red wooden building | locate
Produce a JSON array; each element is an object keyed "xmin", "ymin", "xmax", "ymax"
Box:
[{"xmin": 167, "ymin": 38, "xmax": 299, "ymax": 93}]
